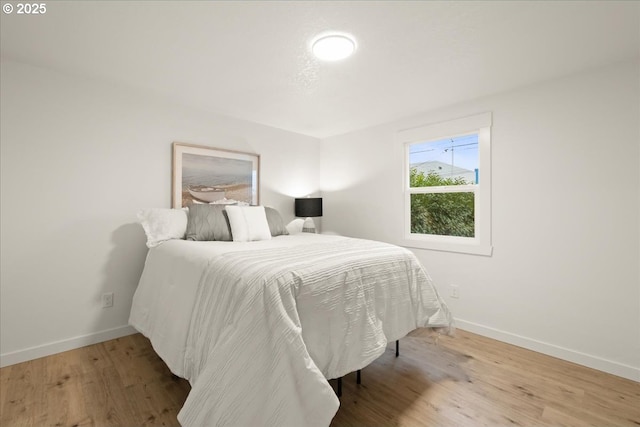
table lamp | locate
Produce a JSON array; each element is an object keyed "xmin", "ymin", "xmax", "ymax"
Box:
[{"xmin": 294, "ymin": 197, "xmax": 323, "ymax": 233}]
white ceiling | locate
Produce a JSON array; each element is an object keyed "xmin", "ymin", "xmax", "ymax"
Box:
[{"xmin": 1, "ymin": 1, "xmax": 639, "ymax": 138}]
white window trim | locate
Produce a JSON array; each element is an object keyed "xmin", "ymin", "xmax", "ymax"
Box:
[{"xmin": 399, "ymin": 112, "xmax": 493, "ymax": 256}]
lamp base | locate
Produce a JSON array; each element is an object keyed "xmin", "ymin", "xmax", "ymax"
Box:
[{"xmin": 302, "ymin": 217, "xmax": 317, "ymax": 233}]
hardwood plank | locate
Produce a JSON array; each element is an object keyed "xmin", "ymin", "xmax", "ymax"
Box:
[
  {"xmin": 1, "ymin": 357, "xmax": 49, "ymax": 426},
  {"xmin": 1, "ymin": 330, "xmax": 638, "ymax": 427},
  {"xmin": 42, "ymin": 350, "xmax": 87, "ymax": 426}
]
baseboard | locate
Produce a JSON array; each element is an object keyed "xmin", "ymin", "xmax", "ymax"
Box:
[
  {"xmin": 455, "ymin": 318, "xmax": 640, "ymax": 383},
  {"xmin": 3, "ymin": 320, "xmax": 638, "ymax": 383},
  {"xmin": 0, "ymin": 325, "xmax": 137, "ymax": 368}
]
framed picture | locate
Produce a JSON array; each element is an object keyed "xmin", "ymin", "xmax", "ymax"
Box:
[{"xmin": 172, "ymin": 142, "xmax": 260, "ymax": 208}]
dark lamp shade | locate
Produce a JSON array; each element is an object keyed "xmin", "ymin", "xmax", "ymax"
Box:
[{"xmin": 295, "ymin": 197, "xmax": 323, "ymax": 217}]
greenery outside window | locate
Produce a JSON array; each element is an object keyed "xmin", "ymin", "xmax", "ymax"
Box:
[{"xmin": 399, "ymin": 113, "xmax": 492, "ymax": 255}]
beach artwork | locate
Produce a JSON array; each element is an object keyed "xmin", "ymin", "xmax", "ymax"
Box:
[{"xmin": 172, "ymin": 143, "xmax": 259, "ymax": 208}]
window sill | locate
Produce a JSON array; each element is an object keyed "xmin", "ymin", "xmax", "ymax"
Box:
[{"xmin": 401, "ymin": 237, "xmax": 493, "ymax": 256}]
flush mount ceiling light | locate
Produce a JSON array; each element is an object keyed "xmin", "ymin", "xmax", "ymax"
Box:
[{"xmin": 312, "ymin": 34, "xmax": 356, "ymax": 61}]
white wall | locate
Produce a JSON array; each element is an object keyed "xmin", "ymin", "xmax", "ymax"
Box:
[
  {"xmin": 0, "ymin": 60, "xmax": 321, "ymax": 366},
  {"xmin": 320, "ymin": 60, "xmax": 640, "ymax": 381}
]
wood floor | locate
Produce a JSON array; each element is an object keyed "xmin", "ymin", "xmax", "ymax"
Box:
[{"xmin": 1, "ymin": 329, "xmax": 638, "ymax": 426}]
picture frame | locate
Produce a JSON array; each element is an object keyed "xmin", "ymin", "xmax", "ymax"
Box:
[{"xmin": 172, "ymin": 142, "xmax": 260, "ymax": 208}]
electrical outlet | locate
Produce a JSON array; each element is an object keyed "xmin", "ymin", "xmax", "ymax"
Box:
[
  {"xmin": 102, "ymin": 292, "xmax": 114, "ymax": 308},
  {"xmin": 450, "ymin": 285, "xmax": 460, "ymax": 299}
]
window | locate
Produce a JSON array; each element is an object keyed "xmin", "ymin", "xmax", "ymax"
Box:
[{"xmin": 399, "ymin": 113, "xmax": 492, "ymax": 255}]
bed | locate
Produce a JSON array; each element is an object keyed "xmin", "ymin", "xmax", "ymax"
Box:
[{"xmin": 130, "ymin": 214, "xmax": 452, "ymax": 426}]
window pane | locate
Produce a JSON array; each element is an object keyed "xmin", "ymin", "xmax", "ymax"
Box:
[
  {"xmin": 409, "ymin": 134, "xmax": 479, "ymax": 187},
  {"xmin": 411, "ymin": 192, "xmax": 475, "ymax": 237}
]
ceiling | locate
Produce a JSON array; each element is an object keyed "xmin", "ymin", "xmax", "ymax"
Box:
[{"xmin": 1, "ymin": 1, "xmax": 639, "ymax": 139}]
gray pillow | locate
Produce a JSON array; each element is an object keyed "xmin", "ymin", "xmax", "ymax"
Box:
[
  {"xmin": 265, "ymin": 207, "xmax": 289, "ymax": 237},
  {"xmin": 186, "ymin": 204, "xmax": 233, "ymax": 241}
]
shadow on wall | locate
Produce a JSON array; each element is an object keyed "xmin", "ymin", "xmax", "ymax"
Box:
[{"xmin": 96, "ymin": 222, "xmax": 147, "ymax": 330}]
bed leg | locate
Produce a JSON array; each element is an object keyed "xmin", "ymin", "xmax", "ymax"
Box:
[
  {"xmin": 337, "ymin": 377, "xmax": 342, "ymax": 397},
  {"xmin": 396, "ymin": 340, "xmax": 399, "ymax": 357},
  {"xmin": 356, "ymin": 369, "xmax": 361, "ymax": 385}
]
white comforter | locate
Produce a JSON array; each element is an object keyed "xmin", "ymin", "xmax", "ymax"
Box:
[{"xmin": 129, "ymin": 233, "xmax": 452, "ymax": 426}]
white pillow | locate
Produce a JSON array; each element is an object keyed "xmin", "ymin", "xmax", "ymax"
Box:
[
  {"xmin": 137, "ymin": 208, "xmax": 188, "ymax": 248},
  {"xmin": 225, "ymin": 206, "xmax": 272, "ymax": 242},
  {"xmin": 286, "ymin": 218, "xmax": 305, "ymax": 235}
]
